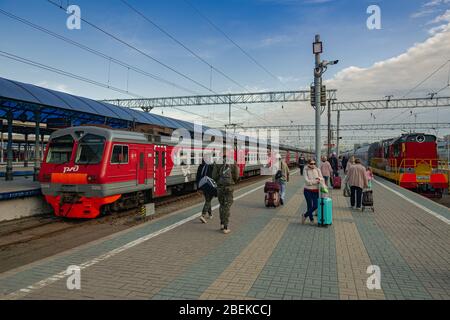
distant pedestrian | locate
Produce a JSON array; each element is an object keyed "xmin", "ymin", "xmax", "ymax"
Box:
[
  {"xmin": 196, "ymin": 157, "xmax": 214, "ymax": 224},
  {"xmin": 345, "ymin": 158, "xmax": 368, "ymax": 210},
  {"xmin": 346, "ymin": 156, "xmax": 355, "ymax": 174},
  {"xmin": 273, "ymin": 153, "xmax": 289, "ymax": 205},
  {"xmin": 329, "ymin": 152, "xmax": 339, "ymax": 177},
  {"xmin": 342, "ymin": 156, "xmax": 348, "ymax": 174},
  {"xmin": 212, "ymin": 151, "xmax": 240, "ymax": 234},
  {"xmin": 366, "ymin": 167, "xmax": 374, "ymax": 189},
  {"xmin": 320, "ymin": 156, "xmax": 333, "ymax": 187},
  {"xmin": 302, "ymin": 159, "xmax": 324, "ymax": 225},
  {"xmin": 298, "ymin": 154, "xmax": 306, "ymax": 176}
]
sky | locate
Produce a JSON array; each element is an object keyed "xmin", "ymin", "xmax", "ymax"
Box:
[{"xmin": 0, "ymin": 0, "xmax": 450, "ymax": 149}]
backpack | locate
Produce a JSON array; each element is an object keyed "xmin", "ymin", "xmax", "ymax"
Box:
[
  {"xmin": 219, "ymin": 164, "xmax": 233, "ymax": 187},
  {"xmin": 275, "ymin": 170, "xmax": 283, "ymax": 180}
]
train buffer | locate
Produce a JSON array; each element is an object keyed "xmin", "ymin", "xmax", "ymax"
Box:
[{"xmin": 0, "ymin": 171, "xmax": 449, "ymax": 300}]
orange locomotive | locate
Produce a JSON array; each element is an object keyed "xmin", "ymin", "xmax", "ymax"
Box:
[{"xmin": 353, "ymin": 133, "xmax": 448, "ymax": 198}]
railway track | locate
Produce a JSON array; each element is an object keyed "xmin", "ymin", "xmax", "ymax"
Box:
[{"xmin": 0, "ymin": 173, "xmax": 268, "ymax": 252}]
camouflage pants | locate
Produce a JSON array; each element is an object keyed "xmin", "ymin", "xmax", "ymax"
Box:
[
  {"xmin": 218, "ymin": 187, "xmax": 234, "ymax": 228},
  {"xmin": 202, "ymin": 192, "xmax": 213, "ymax": 216}
]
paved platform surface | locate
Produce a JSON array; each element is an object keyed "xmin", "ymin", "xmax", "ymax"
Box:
[
  {"xmin": 0, "ymin": 179, "xmax": 40, "ymax": 193},
  {"xmin": 0, "ymin": 171, "xmax": 449, "ymax": 300}
]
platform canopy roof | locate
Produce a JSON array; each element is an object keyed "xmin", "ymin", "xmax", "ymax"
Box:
[
  {"xmin": 0, "ymin": 76, "xmax": 305, "ymax": 152},
  {"xmin": 0, "ymin": 76, "xmax": 201, "ymax": 133}
]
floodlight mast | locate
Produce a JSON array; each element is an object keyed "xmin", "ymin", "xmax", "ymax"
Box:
[{"xmin": 313, "ymin": 35, "xmax": 339, "ymax": 168}]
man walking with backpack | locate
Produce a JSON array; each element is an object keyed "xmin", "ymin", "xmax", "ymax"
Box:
[
  {"xmin": 196, "ymin": 156, "xmax": 215, "ymax": 224},
  {"xmin": 212, "ymin": 149, "xmax": 240, "ymax": 234}
]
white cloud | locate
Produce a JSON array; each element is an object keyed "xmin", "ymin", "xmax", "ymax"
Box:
[
  {"xmin": 37, "ymin": 81, "xmax": 73, "ymax": 94},
  {"xmin": 258, "ymin": 35, "xmax": 291, "ymax": 48},
  {"xmin": 277, "ymin": 76, "xmax": 301, "ymax": 83},
  {"xmin": 411, "ymin": 8, "xmax": 436, "ymax": 18},
  {"xmin": 429, "ymin": 8, "xmax": 450, "ymax": 23},
  {"xmin": 325, "ymin": 22, "xmax": 450, "ymax": 100},
  {"xmin": 424, "ymin": 0, "xmax": 450, "ymax": 7},
  {"xmin": 428, "ymin": 23, "xmax": 448, "ymax": 34}
]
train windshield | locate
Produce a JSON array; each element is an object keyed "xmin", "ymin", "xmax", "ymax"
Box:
[
  {"xmin": 75, "ymin": 134, "xmax": 105, "ymax": 165},
  {"xmin": 46, "ymin": 135, "xmax": 74, "ymax": 164}
]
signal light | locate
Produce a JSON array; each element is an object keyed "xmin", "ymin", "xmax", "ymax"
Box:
[
  {"xmin": 87, "ymin": 175, "xmax": 97, "ymax": 183},
  {"xmin": 310, "ymin": 86, "xmax": 316, "ymax": 107},
  {"xmin": 321, "ymin": 85, "xmax": 327, "ymax": 106},
  {"xmin": 310, "ymin": 85, "xmax": 327, "ymax": 107}
]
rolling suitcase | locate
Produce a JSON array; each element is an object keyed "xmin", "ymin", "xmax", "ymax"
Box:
[
  {"xmin": 264, "ymin": 182, "xmax": 280, "ymax": 208},
  {"xmin": 317, "ymin": 197, "xmax": 333, "ymax": 226},
  {"xmin": 332, "ymin": 176, "xmax": 342, "ymax": 189},
  {"xmin": 362, "ymin": 190, "xmax": 374, "ymax": 212}
]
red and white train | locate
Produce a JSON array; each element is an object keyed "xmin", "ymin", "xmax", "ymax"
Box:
[{"xmin": 39, "ymin": 126, "xmax": 310, "ymax": 218}]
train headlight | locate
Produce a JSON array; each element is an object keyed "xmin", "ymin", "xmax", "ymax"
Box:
[
  {"xmin": 416, "ymin": 135, "xmax": 425, "ymax": 143},
  {"xmin": 87, "ymin": 175, "xmax": 97, "ymax": 183}
]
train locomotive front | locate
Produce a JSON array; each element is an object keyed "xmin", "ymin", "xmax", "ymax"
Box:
[
  {"xmin": 355, "ymin": 133, "xmax": 448, "ymax": 197},
  {"xmin": 39, "ymin": 126, "xmax": 159, "ymax": 218}
]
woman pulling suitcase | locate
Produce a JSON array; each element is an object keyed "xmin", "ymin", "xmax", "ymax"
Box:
[{"xmin": 302, "ymin": 159, "xmax": 324, "ymax": 225}]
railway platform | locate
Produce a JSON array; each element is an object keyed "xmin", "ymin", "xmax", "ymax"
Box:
[
  {"xmin": 0, "ymin": 171, "xmax": 449, "ymax": 300},
  {"xmin": 0, "ymin": 179, "xmax": 48, "ymax": 222}
]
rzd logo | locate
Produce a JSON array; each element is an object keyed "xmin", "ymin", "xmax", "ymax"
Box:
[{"xmin": 63, "ymin": 165, "xmax": 79, "ymax": 173}]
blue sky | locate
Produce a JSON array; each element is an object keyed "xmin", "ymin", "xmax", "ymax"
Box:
[{"xmin": 1, "ymin": 0, "xmax": 450, "ymax": 146}]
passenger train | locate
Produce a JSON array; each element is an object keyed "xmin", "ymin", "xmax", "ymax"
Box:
[
  {"xmin": 38, "ymin": 126, "xmax": 310, "ymax": 218},
  {"xmin": 343, "ymin": 133, "xmax": 448, "ymax": 197}
]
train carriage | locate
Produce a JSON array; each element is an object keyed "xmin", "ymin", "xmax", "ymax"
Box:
[{"xmin": 39, "ymin": 126, "xmax": 311, "ymax": 218}]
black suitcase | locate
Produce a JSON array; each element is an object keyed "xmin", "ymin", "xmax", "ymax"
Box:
[{"xmin": 362, "ymin": 190, "xmax": 374, "ymax": 212}]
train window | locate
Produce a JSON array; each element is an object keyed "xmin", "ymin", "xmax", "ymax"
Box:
[
  {"xmin": 111, "ymin": 145, "xmax": 129, "ymax": 164},
  {"xmin": 162, "ymin": 152, "xmax": 166, "ymax": 167},
  {"xmin": 155, "ymin": 151, "xmax": 159, "ymax": 167},
  {"xmin": 46, "ymin": 135, "xmax": 74, "ymax": 164},
  {"xmin": 75, "ymin": 134, "xmax": 105, "ymax": 165},
  {"xmin": 139, "ymin": 153, "xmax": 144, "ymax": 169},
  {"xmin": 393, "ymin": 144, "xmax": 400, "ymax": 157}
]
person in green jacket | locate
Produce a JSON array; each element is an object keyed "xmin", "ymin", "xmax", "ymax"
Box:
[{"xmin": 212, "ymin": 151, "xmax": 240, "ymax": 234}]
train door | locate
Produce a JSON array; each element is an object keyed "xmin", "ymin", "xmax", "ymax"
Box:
[
  {"xmin": 153, "ymin": 145, "xmax": 167, "ymax": 196},
  {"xmin": 138, "ymin": 151, "xmax": 146, "ymax": 185}
]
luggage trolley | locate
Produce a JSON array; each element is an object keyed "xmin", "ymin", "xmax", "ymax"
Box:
[{"xmin": 362, "ymin": 189, "xmax": 375, "ymax": 212}]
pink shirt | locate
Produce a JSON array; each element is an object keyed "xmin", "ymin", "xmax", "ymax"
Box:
[{"xmin": 320, "ymin": 161, "xmax": 333, "ymax": 177}]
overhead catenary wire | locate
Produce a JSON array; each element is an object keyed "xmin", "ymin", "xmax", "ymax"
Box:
[
  {"xmin": 0, "ymin": 50, "xmax": 226, "ymax": 125},
  {"xmin": 46, "ymin": 0, "xmax": 216, "ymax": 94},
  {"xmin": 0, "ymin": 50, "xmax": 145, "ymax": 98},
  {"xmin": 0, "ymin": 8, "xmax": 199, "ymax": 95},
  {"xmin": 45, "ymin": 0, "xmax": 270, "ymax": 125},
  {"xmin": 385, "ymin": 60, "xmax": 450, "ymax": 124},
  {"xmin": 184, "ymin": 0, "xmax": 289, "ymax": 90},
  {"xmin": 402, "ymin": 59, "xmax": 450, "ymax": 98},
  {"xmin": 120, "ymin": 0, "xmax": 249, "ymax": 93}
]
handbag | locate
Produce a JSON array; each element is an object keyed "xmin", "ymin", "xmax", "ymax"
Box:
[
  {"xmin": 343, "ymin": 183, "xmax": 351, "ymax": 197},
  {"xmin": 320, "ymin": 183, "xmax": 329, "ymax": 194}
]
